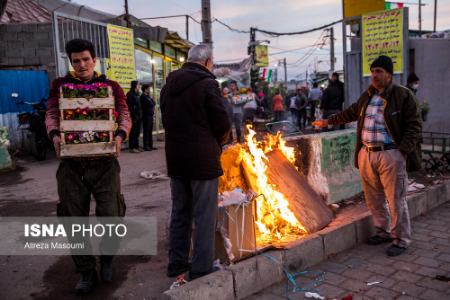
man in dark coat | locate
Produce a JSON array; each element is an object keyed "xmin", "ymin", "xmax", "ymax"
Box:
[
  {"xmin": 321, "ymin": 72, "xmax": 345, "ymax": 129},
  {"xmin": 126, "ymin": 80, "xmax": 142, "ymax": 152},
  {"xmin": 160, "ymin": 44, "xmax": 231, "ymax": 280},
  {"xmin": 140, "ymin": 84, "xmax": 156, "ymax": 150}
]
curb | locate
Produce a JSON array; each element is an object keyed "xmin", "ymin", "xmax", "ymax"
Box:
[{"xmin": 162, "ymin": 180, "xmax": 450, "ymax": 300}]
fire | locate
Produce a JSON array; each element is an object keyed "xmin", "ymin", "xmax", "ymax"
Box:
[{"xmin": 240, "ymin": 125, "xmax": 307, "ymax": 245}]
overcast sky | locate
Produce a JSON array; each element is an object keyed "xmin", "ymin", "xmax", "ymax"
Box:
[{"xmin": 74, "ymin": 0, "xmax": 450, "ymax": 80}]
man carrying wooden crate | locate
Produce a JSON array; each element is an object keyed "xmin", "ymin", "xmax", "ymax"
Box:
[{"xmin": 45, "ymin": 39, "xmax": 131, "ymax": 293}]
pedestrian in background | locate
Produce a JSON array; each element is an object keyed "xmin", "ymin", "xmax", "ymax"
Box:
[
  {"xmin": 140, "ymin": 83, "xmax": 156, "ymax": 151},
  {"xmin": 308, "ymin": 82, "xmax": 322, "ymax": 124},
  {"xmin": 321, "ymin": 72, "xmax": 345, "ymax": 130},
  {"xmin": 126, "ymin": 80, "xmax": 142, "ymax": 152},
  {"xmin": 229, "ymin": 81, "xmax": 246, "ymax": 142},
  {"xmin": 272, "ymin": 91, "xmax": 285, "ymax": 122},
  {"xmin": 314, "ymin": 55, "xmax": 422, "ymax": 257},
  {"xmin": 160, "ymin": 44, "xmax": 231, "ymax": 281},
  {"xmin": 222, "ymin": 87, "xmax": 234, "ymax": 144},
  {"xmin": 296, "ymin": 88, "xmax": 308, "ymax": 129}
]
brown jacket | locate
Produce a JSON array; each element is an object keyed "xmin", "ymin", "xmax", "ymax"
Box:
[
  {"xmin": 328, "ymin": 82, "xmax": 422, "ymax": 172},
  {"xmin": 45, "ymin": 72, "xmax": 131, "ymax": 140}
]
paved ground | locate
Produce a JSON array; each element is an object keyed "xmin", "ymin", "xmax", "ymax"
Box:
[
  {"xmin": 246, "ymin": 202, "xmax": 450, "ymax": 300},
  {"xmin": 0, "ymin": 141, "xmax": 175, "ymax": 300}
]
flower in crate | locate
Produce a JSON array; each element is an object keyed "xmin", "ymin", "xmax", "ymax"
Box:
[
  {"xmin": 82, "ymin": 131, "xmax": 96, "ymax": 142},
  {"xmin": 92, "ymin": 82, "xmax": 109, "ymax": 98},
  {"xmin": 98, "ymin": 132, "xmax": 110, "ymax": 142},
  {"xmin": 66, "ymin": 133, "xmax": 76, "ymax": 143},
  {"xmin": 64, "ymin": 110, "xmax": 74, "ymax": 120},
  {"xmin": 61, "ymin": 83, "xmax": 79, "ymax": 98}
]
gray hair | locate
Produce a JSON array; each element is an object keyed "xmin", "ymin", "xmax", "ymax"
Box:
[{"xmin": 187, "ymin": 44, "xmax": 212, "ymax": 64}]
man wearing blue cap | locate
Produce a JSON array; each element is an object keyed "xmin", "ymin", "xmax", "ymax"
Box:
[{"xmin": 314, "ymin": 55, "xmax": 422, "ymax": 256}]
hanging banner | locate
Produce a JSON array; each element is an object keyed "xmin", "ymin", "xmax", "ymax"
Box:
[
  {"xmin": 106, "ymin": 24, "xmax": 136, "ymax": 89},
  {"xmin": 343, "ymin": 0, "xmax": 385, "ymax": 19},
  {"xmin": 255, "ymin": 45, "xmax": 269, "ymax": 67},
  {"xmin": 362, "ymin": 8, "xmax": 404, "ymax": 77}
]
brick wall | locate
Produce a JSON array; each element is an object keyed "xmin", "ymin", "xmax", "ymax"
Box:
[{"xmin": 0, "ymin": 23, "xmax": 56, "ymax": 82}]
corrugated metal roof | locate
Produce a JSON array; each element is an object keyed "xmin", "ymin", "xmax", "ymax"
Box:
[{"xmin": 0, "ymin": 0, "xmax": 51, "ymax": 23}]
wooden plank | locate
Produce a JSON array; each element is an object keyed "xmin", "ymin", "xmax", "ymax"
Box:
[
  {"xmin": 265, "ymin": 149, "xmax": 333, "ymax": 233},
  {"xmin": 60, "ymin": 142, "xmax": 116, "ymax": 158},
  {"xmin": 60, "ymin": 120, "xmax": 115, "ymax": 131},
  {"xmin": 59, "ymin": 97, "xmax": 115, "ymax": 109}
]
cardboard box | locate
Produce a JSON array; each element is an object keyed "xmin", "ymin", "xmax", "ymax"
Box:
[{"xmin": 216, "ymin": 201, "xmax": 257, "ymax": 263}]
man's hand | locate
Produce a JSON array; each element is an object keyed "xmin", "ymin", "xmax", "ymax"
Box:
[
  {"xmin": 312, "ymin": 119, "xmax": 329, "ymax": 128},
  {"xmin": 53, "ymin": 136, "xmax": 61, "ymax": 159},
  {"xmin": 115, "ymin": 135, "xmax": 123, "ymax": 157}
]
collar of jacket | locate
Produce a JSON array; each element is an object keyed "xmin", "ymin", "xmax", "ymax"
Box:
[
  {"xmin": 182, "ymin": 62, "xmax": 216, "ymax": 79},
  {"xmin": 366, "ymin": 80, "xmax": 394, "ymax": 99},
  {"xmin": 65, "ymin": 71, "xmax": 106, "ymax": 83}
]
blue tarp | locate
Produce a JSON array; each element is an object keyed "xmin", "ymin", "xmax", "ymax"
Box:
[{"xmin": 0, "ymin": 70, "xmax": 49, "ymax": 114}]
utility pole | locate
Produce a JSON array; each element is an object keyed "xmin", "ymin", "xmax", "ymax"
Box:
[
  {"xmin": 433, "ymin": 0, "xmax": 438, "ymax": 32},
  {"xmin": 124, "ymin": 0, "xmax": 130, "ymax": 28},
  {"xmin": 283, "ymin": 57, "xmax": 287, "ymax": 85},
  {"xmin": 185, "ymin": 15, "xmax": 189, "ymax": 40},
  {"xmin": 249, "ymin": 27, "xmax": 257, "ymax": 89},
  {"xmin": 330, "ymin": 27, "xmax": 335, "ymax": 72},
  {"xmin": 419, "ymin": 0, "xmax": 422, "ymax": 35},
  {"xmin": 201, "ymin": 0, "xmax": 212, "ymax": 48}
]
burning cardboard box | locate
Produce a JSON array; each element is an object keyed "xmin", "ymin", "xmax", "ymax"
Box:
[{"xmin": 216, "ymin": 126, "xmax": 333, "ymax": 262}]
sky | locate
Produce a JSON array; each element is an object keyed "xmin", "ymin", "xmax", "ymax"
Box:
[{"xmin": 73, "ymin": 0, "xmax": 450, "ymax": 81}]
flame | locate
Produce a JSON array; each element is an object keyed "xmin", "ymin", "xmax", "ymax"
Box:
[{"xmin": 240, "ymin": 125, "xmax": 307, "ymax": 245}]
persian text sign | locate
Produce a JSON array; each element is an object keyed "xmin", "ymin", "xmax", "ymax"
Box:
[
  {"xmin": 362, "ymin": 8, "xmax": 404, "ymax": 76},
  {"xmin": 107, "ymin": 24, "xmax": 136, "ymax": 88}
]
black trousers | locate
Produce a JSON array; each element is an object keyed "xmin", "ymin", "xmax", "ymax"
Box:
[
  {"xmin": 142, "ymin": 115, "xmax": 154, "ymax": 148},
  {"xmin": 169, "ymin": 177, "xmax": 218, "ymax": 276},
  {"xmin": 56, "ymin": 157, "xmax": 126, "ymax": 273},
  {"xmin": 129, "ymin": 120, "xmax": 141, "ymax": 149}
]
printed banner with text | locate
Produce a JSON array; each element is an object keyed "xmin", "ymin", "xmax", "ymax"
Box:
[
  {"xmin": 362, "ymin": 8, "xmax": 404, "ymax": 76},
  {"xmin": 107, "ymin": 24, "xmax": 136, "ymax": 89},
  {"xmin": 255, "ymin": 45, "xmax": 269, "ymax": 68}
]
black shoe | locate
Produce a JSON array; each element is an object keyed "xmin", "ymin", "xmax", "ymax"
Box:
[
  {"xmin": 367, "ymin": 235, "xmax": 392, "ymax": 245},
  {"xmin": 143, "ymin": 147, "xmax": 153, "ymax": 151},
  {"xmin": 167, "ymin": 262, "xmax": 190, "ymax": 277},
  {"xmin": 75, "ymin": 270, "xmax": 98, "ymax": 294},
  {"xmin": 100, "ymin": 259, "xmax": 113, "ymax": 282},
  {"xmin": 386, "ymin": 244, "xmax": 407, "ymax": 257}
]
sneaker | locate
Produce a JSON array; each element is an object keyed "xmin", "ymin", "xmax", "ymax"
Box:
[
  {"xmin": 129, "ymin": 148, "xmax": 140, "ymax": 153},
  {"xmin": 367, "ymin": 235, "xmax": 392, "ymax": 245},
  {"xmin": 100, "ymin": 259, "xmax": 113, "ymax": 282},
  {"xmin": 167, "ymin": 262, "xmax": 190, "ymax": 277},
  {"xmin": 386, "ymin": 244, "xmax": 407, "ymax": 257},
  {"xmin": 75, "ymin": 270, "xmax": 98, "ymax": 294}
]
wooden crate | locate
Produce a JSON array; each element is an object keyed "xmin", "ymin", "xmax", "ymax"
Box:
[{"xmin": 59, "ymin": 86, "xmax": 116, "ymax": 158}]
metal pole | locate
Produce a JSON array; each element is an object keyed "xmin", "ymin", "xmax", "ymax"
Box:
[
  {"xmin": 185, "ymin": 15, "xmax": 189, "ymax": 40},
  {"xmin": 249, "ymin": 27, "xmax": 257, "ymax": 89},
  {"xmin": 433, "ymin": 0, "xmax": 437, "ymax": 32},
  {"xmin": 418, "ymin": 0, "xmax": 422, "ymax": 35},
  {"xmin": 330, "ymin": 26, "xmax": 335, "ymax": 72},
  {"xmin": 201, "ymin": 0, "xmax": 212, "ymax": 48},
  {"xmin": 124, "ymin": 0, "xmax": 130, "ymax": 28},
  {"xmin": 283, "ymin": 57, "xmax": 287, "ymax": 85}
]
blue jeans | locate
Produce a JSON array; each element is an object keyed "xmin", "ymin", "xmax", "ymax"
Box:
[{"xmin": 169, "ymin": 177, "xmax": 218, "ymax": 275}]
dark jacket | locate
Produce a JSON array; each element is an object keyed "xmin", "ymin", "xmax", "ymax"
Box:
[
  {"xmin": 126, "ymin": 91, "xmax": 142, "ymax": 123},
  {"xmin": 328, "ymin": 82, "xmax": 422, "ymax": 172},
  {"xmin": 160, "ymin": 62, "xmax": 231, "ymax": 179},
  {"xmin": 321, "ymin": 80, "xmax": 345, "ymax": 110},
  {"xmin": 140, "ymin": 93, "xmax": 155, "ymax": 119}
]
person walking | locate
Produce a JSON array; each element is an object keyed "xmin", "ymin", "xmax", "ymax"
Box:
[
  {"xmin": 160, "ymin": 44, "xmax": 231, "ymax": 280},
  {"xmin": 272, "ymin": 91, "xmax": 285, "ymax": 122},
  {"xmin": 314, "ymin": 55, "xmax": 422, "ymax": 257},
  {"xmin": 45, "ymin": 38, "xmax": 131, "ymax": 293},
  {"xmin": 126, "ymin": 80, "xmax": 142, "ymax": 152},
  {"xmin": 222, "ymin": 87, "xmax": 234, "ymax": 144},
  {"xmin": 321, "ymin": 72, "xmax": 345, "ymax": 130},
  {"xmin": 140, "ymin": 83, "xmax": 157, "ymax": 151},
  {"xmin": 229, "ymin": 81, "xmax": 246, "ymax": 142},
  {"xmin": 308, "ymin": 82, "xmax": 322, "ymax": 124}
]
